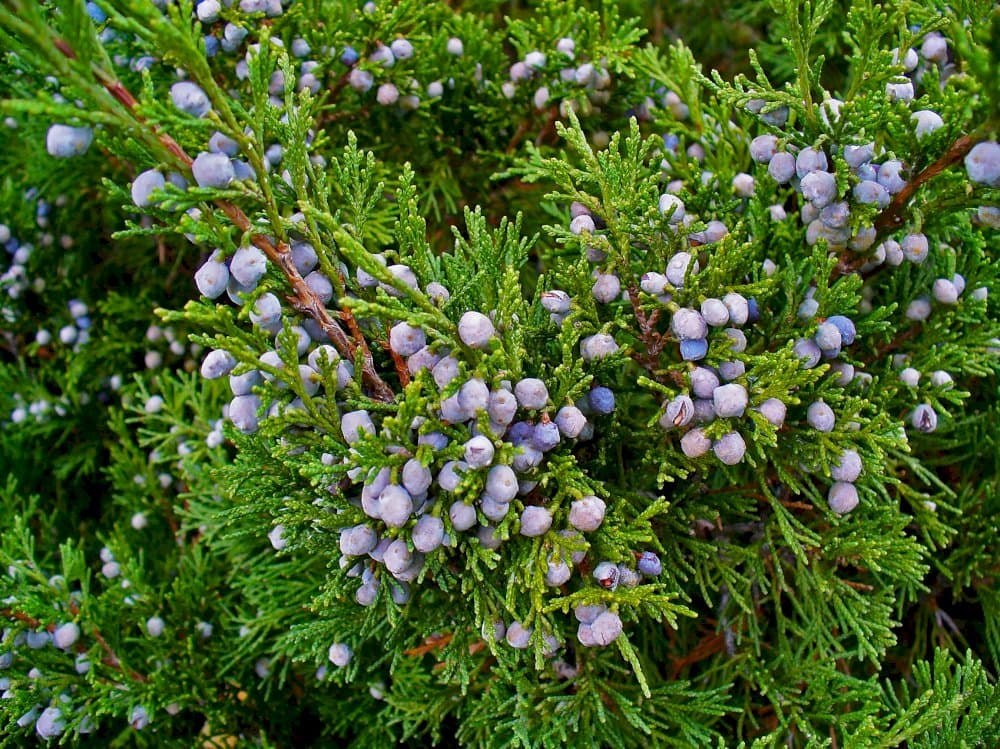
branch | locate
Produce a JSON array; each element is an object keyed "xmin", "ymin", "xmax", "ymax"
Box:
[
  {"xmin": 872, "ymin": 126, "xmax": 995, "ymax": 237},
  {"xmin": 51, "ymin": 35, "xmax": 396, "ymax": 403},
  {"xmin": 3, "ymin": 605, "xmax": 148, "ymax": 683}
]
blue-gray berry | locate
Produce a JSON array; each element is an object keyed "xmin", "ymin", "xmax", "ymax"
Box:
[
  {"xmin": 458, "ymin": 311, "xmax": 495, "ymax": 348},
  {"xmin": 515, "ymin": 378, "xmax": 549, "ymax": 409},
  {"xmin": 910, "ymin": 404, "xmax": 938, "ymax": 432},
  {"xmin": 713, "ymin": 431, "xmax": 746, "ymax": 465},
  {"xmin": 46, "ymin": 124, "xmax": 93, "ymax": 158},
  {"xmin": 807, "ymin": 401, "xmax": 836, "ymax": 432},
  {"xmin": 519, "ymin": 506, "xmax": 553, "ymax": 537},
  {"xmin": 192, "ymin": 151, "xmax": 235, "ymax": 188},
  {"xmin": 637, "ymin": 551, "xmax": 661, "ymax": 576},
  {"xmin": 828, "ymin": 482, "xmax": 859, "ymax": 514},
  {"xmin": 831, "ymin": 450, "xmax": 862, "ymax": 482},
  {"xmin": 568, "ymin": 494, "xmax": 605, "ymax": 532}
]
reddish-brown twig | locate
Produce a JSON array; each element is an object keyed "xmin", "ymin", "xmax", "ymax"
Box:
[{"xmin": 52, "ymin": 36, "xmax": 396, "ymax": 403}]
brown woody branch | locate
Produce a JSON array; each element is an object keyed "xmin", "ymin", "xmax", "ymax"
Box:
[
  {"xmin": 53, "ymin": 36, "xmax": 396, "ymax": 403},
  {"xmin": 3, "ymin": 605, "xmax": 148, "ymax": 683},
  {"xmin": 872, "ymin": 131, "xmax": 986, "ymax": 237}
]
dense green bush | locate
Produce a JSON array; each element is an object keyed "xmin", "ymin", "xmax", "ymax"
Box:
[{"xmin": 0, "ymin": 1, "xmax": 998, "ymax": 746}]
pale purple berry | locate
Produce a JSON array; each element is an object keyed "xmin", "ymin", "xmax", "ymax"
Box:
[
  {"xmin": 690, "ymin": 367, "xmax": 720, "ymax": 399},
  {"xmin": 901, "ymin": 233, "xmax": 929, "ymax": 263},
  {"xmin": 195, "ymin": 256, "xmax": 229, "ymax": 299},
  {"xmin": 932, "ymin": 278, "xmax": 959, "ymax": 304},
  {"xmin": 912, "ymin": 110, "xmax": 944, "ymax": 139},
  {"xmin": 449, "ymin": 500, "xmax": 477, "ymax": 531},
  {"xmin": 411, "ymin": 515, "xmax": 445, "ymax": 552},
  {"xmin": 402, "ymin": 459, "xmax": 432, "ymax": 495},
  {"xmin": 249, "ymin": 293, "xmax": 281, "ymax": 328},
  {"xmin": 899, "ymin": 367, "xmax": 921, "ymax": 387},
  {"xmin": 171, "ymin": 81, "xmax": 211, "ymax": 117},
  {"xmin": 910, "ymin": 404, "xmax": 938, "ymax": 432},
  {"xmin": 701, "ymin": 298, "xmax": 730, "ymax": 327},
  {"xmin": 589, "ymin": 611, "xmax": 622, "ymax": 645},
  {"xmin": 580, "ymin": 334, "xmax": 619, "ymax": 361},
  {"xmin": 458, "ymin": 311, "xmax": 495, "ymax": 348},
  {"xmin": 515, "ymin": 378, "xmax": 548, "ymax": 410},
  {"xmin": 506, "ymin": 621, "xmax": 532, "ymax": 649},
  {"xmin": 757, "ymin": 398, "xmax": 786, "ymax": 427},
  {"xmin": 680, "ymin": 427, "xmax": 711, "ymax": 458},
  {"xmin": 965, "ymin": 141, "xmax": 1000, "ymax": 186},
  {"xmin": 800, "ymin": 170, "xmax": 837, "ymax": 208},
  {"xmin": 828, "ymin": 482, "xmax": 859, "ymax": 514},
  {"xmin": 327, "ymin": 642, "xmax": 352, "ymax": 668},
  {"xmin": 519, "ymin": 506, "xmax": 552, "ymax": 537},
  {"xmin": 201, "ymin": 349, "xmax": 237, "ymax": 379},
  {"xmin": 794, "ymin": 338, "xmax": 822, "ymax": 368},
  {"xmin": 723, "ymin": 293, "xmax": 749, "ymax": 326},
  {"xmin": 718, "ymin": 360, "xmax": 745, "ymax": 381},
  {"xmin": 568, "ymin": 495, "xmax": 605, "ymax": 532},
  {"xmin": 844, "ymin": 143, "xmax": 874, "ymax": 168},
  {"xmin": 878, "ymin": 160, "xmax": 907, "ymax": 194},
  {"xmin": 672, "ymin": 308, "xmax": 707, "ymax": 340},
  {"xmin": 464, "ymin": 435, "xmax": 495, "ymax": 468},
  {"xmin": 660, "ymin": 394, "xmax": 694, "ymax": 428},
  {"xmin": 488, "ymin": 388, "xmax": 518, "ymax": 425},
  {"xmin": 665, "ymin": 252, "xmax": 697, "ymax": 287},
  {"xmin": 383, "ymin": 540, "xmax": 413, "ymax": 576},
  {"xmin": 389, "ymin": 322, "xmax": 426, "ymax": 356},
  {"xmin": 658, "ymin": 193, "xmax": 685, "ymax": 223},
  {"xmin": 641, "ymin": 272, "xmax": 668, "ymax": 295},
  {"xmin": 593, "ymin": 561, "xmax": 619, "ymax": 589},
  {"xmin": 830, "ymin": 450, "xmax": 862, "ymax": 483},
  {"xmin": 921, "ymin": 32, "xmax": 948, "ymax": 63},
  {"xmin": 340, "ymin": 524, "xmax": 378, "ymax": 556},
  {"xmin": 807, "ymin": 401, "xmax": 836, "ymax": 432},
  {"xmin": 484, "ymin": 465, "xmax": 518, "ymax": 504},
  {"xmin": 854, "ymin": 180, "xmax": 890, "ymax": 207},
  {"xmin": 713, "ymin": 383, "xmax": 748, "ymax": 418},
  {"xmin": 132, "ymin": 169, "xmax": 166, "ymax": 207},
  {"xmin": 591, "ymin": 273, "xmax": 621, "ymax": 303},
  {"xmin": 546, "ymin": 559, "xmax": 572, "ymax": 586},
  {"xmin": 768, "ymin": 152, "xmax": 796, "ymax": 183},
  {"xmin": 906, "ymin": 297, "xmax": 932, "ymax": 321},
  {"xmin": 713, "ymin": 431, "xmax": 746, "ymax": 465},
  {"xmin": 379, "ymin": 485, "xmax": 413, "ymax": 528},
  {"xmin": 570, "ymin": 214, "xmax": 596, "ymax": 235},
  {"xmin": 191, "ymin": 151, "xmax": 235, "ymax": 188},
  {"xmin": 637, "ymin": 551, "xmax": 661, "ymax": 576},
  {"xmin": 230, "ymin": 245, "xmax": 268, "ymax": 286},
  {"xmin": 294, "ymin": 272, "xmax": 329, "ymax": 305},
  {"xmin": 35, "ymin": 707, "xmax": 65, "ymax": 739},
  {"xmin": 342, "ymin": 410, "xmax": 375, "ymax": 443},
  {"xmin": 555, "ymin": 405, "xmax": 586, "ymax": 438},
  {"xmin": 795, "ymin": 147, "xmax": 828, "ymax": 179},
  {"xmin": 459, "ymin": 378, "xmax": 490, "ymax": 414},
  {"xmin": 930, "ymin": 370, "xmax": 953, "ymax": 387},
  {"xmin": 46, "ymin": 124, "xmax": 93, "ymax": 158},
  {"xmin": 229, "ymin": 394, "xmax": 261, "ymax": 433},
  {"xmin": 574, "ymin": 604, "xmax": 607, "ymax": 624},
  {"xmin": 53, "ymin": 622, "xmax": 80, "ymax": 650},
  {"xmin": 750, "ymin": 135, "xmax": 778, "ymax": 163},
  {"xmin": 541, "ymin": 289, "xmax": 571, "ymax": 313}
]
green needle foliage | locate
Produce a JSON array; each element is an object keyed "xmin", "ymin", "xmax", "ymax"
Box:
[{"xmin": 0, "ymin": 0, "xmax": 997, "ymax": 747}]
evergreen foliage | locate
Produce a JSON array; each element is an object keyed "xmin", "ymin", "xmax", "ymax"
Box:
[{"xmin": 0, "ymin": 0, "xmax": 997, "ymax": 746}]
